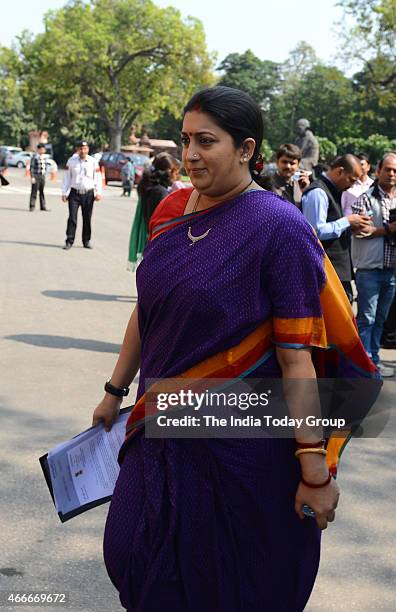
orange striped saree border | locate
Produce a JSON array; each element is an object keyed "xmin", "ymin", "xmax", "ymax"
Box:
[{"xmin": 125, "ymin": 320, "xmax": 274, "ymax": 435}]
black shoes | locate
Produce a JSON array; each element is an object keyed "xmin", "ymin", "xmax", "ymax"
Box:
[{"xmin": 63, "ymin": 242, "xmax": 92, "ymax": 249}]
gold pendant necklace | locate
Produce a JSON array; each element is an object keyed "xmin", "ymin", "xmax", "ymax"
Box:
[{"xmin": 187, "ymin": 179, "xmax": 254, "ymax": 246}]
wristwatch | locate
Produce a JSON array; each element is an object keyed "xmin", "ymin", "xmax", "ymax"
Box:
[{"xmin": 104, "ymin": 379, "xmax": 130, "ymax": 397}]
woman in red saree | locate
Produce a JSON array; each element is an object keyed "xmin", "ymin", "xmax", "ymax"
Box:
[{"xmin": 92, "ymin": 87, "xmax": 379, "ymax": 612}]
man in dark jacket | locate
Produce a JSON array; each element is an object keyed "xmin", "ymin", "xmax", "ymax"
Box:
[
  {"xmin": 301, "ymin": 154, "xmax": 371, "ymax": 301},
  {"xmin": 260, "ymin": 144, "xmax": 310, "ymax": 208}
]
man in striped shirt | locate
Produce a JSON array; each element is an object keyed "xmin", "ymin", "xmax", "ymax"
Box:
[
  {"xmin": 351, "ymin": 153, "xmax": 396, "ymax": 377},
  {"xmin": 29, "ymin": 143, "xmax": 48, "ymax": 211}
]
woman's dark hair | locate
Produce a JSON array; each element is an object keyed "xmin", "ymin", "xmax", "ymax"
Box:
[
  {"xmin": 139, "ymin": 152, "xmax": 173, "ymax": 195},
  {"xmin": 183, "ymin": 86, "xmax": 264, "ymax": 175}
]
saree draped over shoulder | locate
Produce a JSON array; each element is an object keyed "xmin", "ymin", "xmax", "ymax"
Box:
[{"xmin": 104, "ymin": 188, "xmax": 379, "ymax": 612}]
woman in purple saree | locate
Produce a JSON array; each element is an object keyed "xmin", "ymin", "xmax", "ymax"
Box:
[{"xmin": 92, "ymin": 87, "xmax": 377, "ymax": 611}]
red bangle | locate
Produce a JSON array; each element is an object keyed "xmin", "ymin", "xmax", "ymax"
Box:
[
  {"xmin": 301, "ymin": 473, "xmax": 332, "ymax": 488},
  {"xmin": 296, "ymin": 440, "xmax": 325, "ymax": 449}
]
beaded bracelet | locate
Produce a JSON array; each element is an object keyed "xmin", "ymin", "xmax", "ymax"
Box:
[
  {"xmin": 301, "ymin": 473, "xmax": 332, "ymax": 488},
  {"xmin": 295, "ymin": 448, "xmax": 327, "ymax": 458}
]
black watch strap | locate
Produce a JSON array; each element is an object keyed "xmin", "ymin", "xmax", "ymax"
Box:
[{"xmin": 104, "ymin": 379, "xmax": 129, "ymax": 397}]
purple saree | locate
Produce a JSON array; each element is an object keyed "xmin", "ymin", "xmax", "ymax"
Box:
[{"xmin": 104, "ymin": 189, "xmax": 350, "ymax": 611}]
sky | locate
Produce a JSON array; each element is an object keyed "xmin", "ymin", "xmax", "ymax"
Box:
[{"xmin": 0, "ymin": 0, "xmax": 345, "ymax": 67}]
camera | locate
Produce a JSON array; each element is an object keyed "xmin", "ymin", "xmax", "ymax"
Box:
[{"xmin": 386, "ymin": 208, "xmax": 396, "ymax": 247}]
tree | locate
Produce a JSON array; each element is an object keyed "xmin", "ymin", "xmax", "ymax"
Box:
[
  {"xmin": 292, "ymin": 65, "xmax": 356, "ymax": 140},
  {"xmin": 19, "ymin": 0, "xmax": 214, "ymax": 152},
  {"xmin": 264, "ymin": 42, "xmax": 321, "ymax": 146},
  {"xmin": 0, "ymin": 46, "xmax": 31, "ymax": 145},
  {"xmin": 147, "ymin": 109, "xmax": 183, "ymax": 143},
  {"xmin": 217, "ymin": 50, "xmax": 280, "ymax": 110},
  {"xmin": 338, "ymin": 0, "xmax": 396, "ymax": 138},
  {"xmin": 339, "ymin": 0, "xmax": 395, "ymax": 73},
  {"xmin": 352, "ymin": 56, "xmax": 396, "ymax": 138}
]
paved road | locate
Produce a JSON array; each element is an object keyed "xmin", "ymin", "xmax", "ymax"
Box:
[{"xmin": 0, "ymin": 168, "xmax": 395, "ymax": 611}]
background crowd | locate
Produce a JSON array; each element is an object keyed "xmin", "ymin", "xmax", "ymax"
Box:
[{"xmin": 256, "ymin": 138, "xmax": 396, "ymax": 377}]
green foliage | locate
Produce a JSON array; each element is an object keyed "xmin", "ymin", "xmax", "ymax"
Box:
[
  {"xmin": 17, "ymin": 0, "xmax": 215, "ymax": 158},
  {"xmin": 352, "ymin": 56, "xmax": 396, "ymax": 138},
  {"xmin": 0, "ymin": 46, "xmax": 32, "ymax": 144},
  {"xmin": 291, "ymin": 65, "xmax": 356, "ymax": 139},
  {"xmin": 340, "ymin": 0, "xmax": 395, "ymax": 60},
  {"xmin": 365, "ymin": 134, "xmax": 394, "ymax": 162},
  {"xmin": 2, "ymin": 1, "xmax": 396, "ymax": 161},
  {"xmin": 336, "ymin": 137, "xmax": 367, "ymax": 156},
  {"xmin": 316, "ymin": 137, "xmax": 337, "ymax": 161},
  {"xmin": 264, "ymin": 49, "xmax": 357, "ymax": 147},
  {"xmin": 218, "ymin": 50, "xmax": 280, "ymax": 110},
  {"xmin": 337, "ymin": 133, "xmax": 396, "ymax": 164},
  {"xmin": 260, "ymin": 139, "xmax": 273, "ymax": 163},
  {"xmin": 338, "ymin": 0, "xmax": 396, "ymax": 138},
  {"xmin": 218, "ymin": 39, "xmax": 396, "ymax": 152},
  {"xmin": 147, "ymin": 109, "xmax": 182, "ymax": 143}
]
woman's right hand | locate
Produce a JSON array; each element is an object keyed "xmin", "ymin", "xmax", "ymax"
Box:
[{"xmin": 92, "ymin": 395, "xmax": 122, "ymax": 431}]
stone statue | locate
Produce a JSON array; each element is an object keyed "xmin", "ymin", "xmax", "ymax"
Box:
[{"xmin": 294, "ymin": 118, "xmax": 319, "ymax": 172}]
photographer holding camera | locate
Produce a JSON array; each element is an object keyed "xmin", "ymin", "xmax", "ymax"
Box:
[{"xmin": 259, "ymin": 143, "xmax": 310, "ymax": 208}]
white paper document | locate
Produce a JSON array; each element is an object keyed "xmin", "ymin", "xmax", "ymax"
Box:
[{"xmin": 41, "ymin": 408, "xmax": 132, "ymax": 521}]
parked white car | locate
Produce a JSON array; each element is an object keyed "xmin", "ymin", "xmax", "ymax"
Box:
[
  {"xmin": 0, "ymin": 146, "xmax": 57, "ymax": 174},
  {"xmin": 8, "ymin": 151, "xmax": 34, "ymax": 168},
  {"xmin": 0, "ymin": 146, "xmax": 23, "ymax": 164}
]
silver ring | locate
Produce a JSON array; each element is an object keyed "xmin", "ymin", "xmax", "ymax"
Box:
[{"xmin": 192, "ymin": 153, "xmax": 199, "ymax": 159}]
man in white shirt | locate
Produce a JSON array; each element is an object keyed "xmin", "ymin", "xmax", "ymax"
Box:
[{"xmin": 62, "ymin": 140, "xmax": 102, "ymax": 249}]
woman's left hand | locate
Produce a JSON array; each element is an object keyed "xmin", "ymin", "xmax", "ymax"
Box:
[{"xmin": 295, "ymin": 475, "xmax": 340, "ymax": 530}]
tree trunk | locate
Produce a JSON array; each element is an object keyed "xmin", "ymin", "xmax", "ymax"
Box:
[
  {"xmin": 109, "ymin": 125, "xmax": 122, "ymax": 151},
  {"xmin": 109, "ymin": 108, "xmax": 123, "ymax": 150}
]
